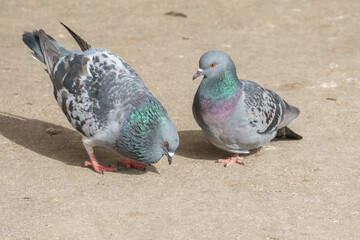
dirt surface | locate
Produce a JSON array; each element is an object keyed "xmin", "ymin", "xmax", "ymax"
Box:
[{"xmin": 1, "ymin": 0, "xmax": 359, "ymax": 239}]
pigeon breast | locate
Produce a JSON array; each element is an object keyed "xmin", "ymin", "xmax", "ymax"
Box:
[{"xmin": 193, "ymin": 70, "xmax": 242, "ymax": 124}]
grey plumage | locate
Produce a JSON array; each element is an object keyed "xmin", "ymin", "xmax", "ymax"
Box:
[
  {"xmin": 22, "ymin": 30, "xmax": 68, "ymax": 64},
  {"xmin": 22, "ymin": 24, "xmax": 179, "ymax": 173},
  {"xmin": 192, "ymin": 51, "xmax": 301, "ymax": 162}
]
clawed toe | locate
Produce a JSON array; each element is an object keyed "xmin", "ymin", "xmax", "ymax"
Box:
[
  {"xmin": 83, "ymin": 160, "xmax": 117, "ymax": 174},
  {"xmin": 216, "ymin": 154, "xmax": 244, "ymax": 167},
  {"xmin": 118, "ymin": 158, "xmax": 147, "ymax": 171}
]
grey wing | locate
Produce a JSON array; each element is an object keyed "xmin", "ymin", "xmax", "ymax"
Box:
[
  {"xmin": 277, "ymin": 100, "xmax": 300, "ymax": 129},
  {"xmin": 51, "ymin": 49, "xmax": 151, "ymax": 137},
  {"xmin": 84, "ymin": 51, "xmax": 152, "ymax": 126},
  {"xmin": 242, "ymin": 80, "xmax": 299, "ymax": 134},
  {"xmin": 51, "ymin": 52, "xmax": 99, "ymax": 136}
]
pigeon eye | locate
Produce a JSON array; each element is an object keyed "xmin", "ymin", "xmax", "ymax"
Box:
[
  {"xmin": 164, "ymin": 142, "xmax": 169, "ymax": 147},
  {"xmin": 210, "ymin": 63, "xmax": 216, "ymax": 67}
]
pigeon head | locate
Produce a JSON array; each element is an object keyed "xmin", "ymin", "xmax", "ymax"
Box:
[
  {"xmin": 152, "ymin": 119, "xmax": 179, "ymax": 165},
  {"xmin": 193, "ymin": 51, "xmax": 237, "ymax": 80}
]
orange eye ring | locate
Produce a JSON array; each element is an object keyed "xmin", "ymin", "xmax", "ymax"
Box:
[
  {"xmin": 164, "ymin": 142, "xmax": 169, "ymax": 147},
  {"xmin": 210, "ymin": 63, "xmax": 216, "ymax": 67}
]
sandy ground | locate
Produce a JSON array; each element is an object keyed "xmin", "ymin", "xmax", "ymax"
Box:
[{"xmin": 0, "ymin": 0, "xmax": 359, "ymax": 239}]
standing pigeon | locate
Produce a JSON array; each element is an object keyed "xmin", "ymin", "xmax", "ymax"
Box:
[
  {"xmin": 192, "ymin": 51, "xmax": 301, "ymax": 167},
  {"xmin": 22, "ymin": 24, "xmax": 179, "ymax": 174}
]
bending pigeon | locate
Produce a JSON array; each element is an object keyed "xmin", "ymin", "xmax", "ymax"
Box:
[
  {"xmin": 192, "ymin": 51, "xmax": 301, "ymax": 167},
  {"xmin": 22, "ymin": 24, "xmax": 179, "ymax": 173}
]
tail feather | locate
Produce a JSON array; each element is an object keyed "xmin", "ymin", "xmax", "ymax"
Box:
[
  {"xmin": 22, "ymin": 30, "xmax": 45, "ymax": 63},
  {"xmin": 38, "ymin": 30, "xmax": 60, "ymax": 74},
  {"xmin": 60, "ymin": 22, "xmax": 91, "ymax": 51},
  {"xmin": 276, "ymin": 126, "xmax": 302, "ymax": 140},
  {"xmin": 22, "ymin": 30, "xmax": 68, "ymax": 66}
]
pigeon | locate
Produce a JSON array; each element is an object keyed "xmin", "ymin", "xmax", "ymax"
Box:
[
  {"xmin": 192, "ymin": 51, "xmax": 301, "ymax": 167},
  {"xmin": 22, "ymin": 23, "xmax": 179, "ymax": 174}
]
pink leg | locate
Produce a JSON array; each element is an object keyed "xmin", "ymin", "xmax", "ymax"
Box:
[
  {"xmin": 118, "ymin": 158, "xmax": 147, "ymax": 171},
  {"xmin": 216, "ymin": 153, "xmax": 245, "ymax": 167},
  {"xmin": 84, "ymin": 152, "xmax": 117, "ymax": 174}
]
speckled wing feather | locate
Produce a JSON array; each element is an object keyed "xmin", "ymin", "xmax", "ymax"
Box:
[
  {"xmin": 51, "ymin": 49, "xmax": 152, "ymax": 138},
  {"xmin": 242, "ymin": 80, "xmax": 299, "ymax": 134}
]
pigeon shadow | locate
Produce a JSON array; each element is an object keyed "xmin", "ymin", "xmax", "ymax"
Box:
[
  {"xmin": 272, "ymin": 137, "xmax": 299, "ymax": 142},
  {"xmin": 177, "ymin": 129, "xmax": 229, "ymax": 160},
  {"xmin": 0, "ymin": 112, "xmax": 158, "ymax": 174}
]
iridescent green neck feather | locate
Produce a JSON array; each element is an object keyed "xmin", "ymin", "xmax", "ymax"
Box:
[
  {"xmin": 200, "ymin": 70, "xmax": 240, "ymax": 102},
  {"xmin": 117, "ymin": 98, "xmax": 168, "ymax": 162},
  {"xmin": 126, "ymin": 100, "xmax": 167, "ymax": 131}
]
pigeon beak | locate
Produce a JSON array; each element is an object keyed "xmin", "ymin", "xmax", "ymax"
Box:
[
  {"xmin": 192, "ymin": 68, "xmax": 204, "ymax": 80},
  {"xmin": 167, "ymin": 152, "xmax": 174, "ymax": 165}
]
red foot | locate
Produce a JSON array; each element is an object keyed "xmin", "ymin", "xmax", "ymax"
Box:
[
  {"xmin": 118, "ymin": 158, "xmax": 147, "ymax": 171},
  {"xmin": 84, "ymin": 152, "xmax": 117, "ymax": 174},
  {"xmin": 216, "ymin": 153, "xmax": 245, "ymax": 167}
]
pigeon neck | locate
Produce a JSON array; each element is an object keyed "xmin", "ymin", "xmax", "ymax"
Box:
[
  {"xmin": 195, "ymin": 70, "xmax": 242, "ymax": 121},
  {"xmin": 201, "ymin": 70, "xmax": 241, "ymax": 101},
  {"xmin": 117, "ymin": 98, "xmax": 167, "ymax": 162}
]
